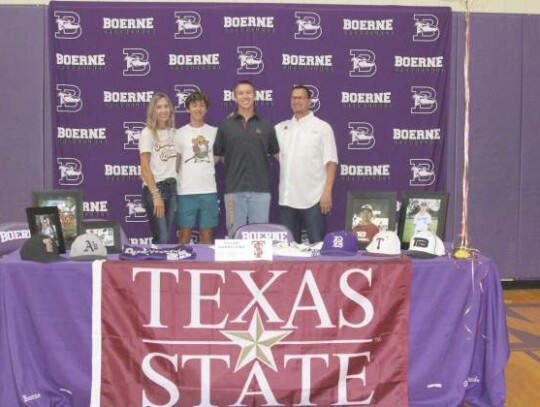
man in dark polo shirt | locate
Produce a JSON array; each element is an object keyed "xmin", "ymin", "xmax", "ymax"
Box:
[{"xmin": 214, "ymin": 80, "xmax": 279, "ymax": 237}]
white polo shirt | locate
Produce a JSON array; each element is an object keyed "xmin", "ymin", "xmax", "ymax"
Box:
[{"xmin": 276, "ymin": 112, "xmax": 338, "ymax": 209}]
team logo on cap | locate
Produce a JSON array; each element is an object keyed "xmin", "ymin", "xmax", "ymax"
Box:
[
  {"xmin": 123, "ymin": 48, "xmax": 151, "ymax": 76},
  {"xmin": 237, "ymin": 46, "xmax": 264, "ymax": 75},
  {"xmin": 58, "ymin": 157, "xmax": 84, "ymax": 186},
  {"xmin": 366, "ymin": 231, "xmax": 401, "ymax": 255},
  {"xmin": 349, "ymin": 49, "xmax": 377, "ymax": 77},
  {"xmin": 56, "ymin": 84, "xmax": 83, "ymax": 113},
  {"xmin": 411, "ymin": 236, "xmax": 430, "ymax": 249},
  {"xmin": 409, "ymin": 159, "xmax": 436, "ymax": 186},
  {"xmin": 123, "ymin": 122, "xmax": 145, "ymax": 150},
  {"xmin": 413, "ymin": 14, "xmax": 440, "ymax": 42},
  {"xmin": 174, "ymin": 84, "xmax": 201, "ymax": 113},
  {"xmin": 348, "ymin": 122, "xmax": 375, "ymax": 150},
  {"xmin": 84, "ymin": 239, "xmax": 100, "ymax": 253},
  {"xmin": 174, "ymin": 11, "xmax": 202, "ymax": 39},
  {"xmin": 54, "ymin": 11, "xmax": 82, "ymax": 39},
  {"xmin": 332, "ymin": 235, "xmax": 344, "ymax": 248},
  {"xmin": 411, "ymin": 86, "xmax": 437, "ymax": 114},
  {"xmin": 294, "ymin": 11, "xmax": 322, "ymax": 40},
  {"xmin": 125, "ymin": 195, "xmax": 148, "ymax": 222},
  {"xmin": 0, "ymin": 227, "xmax": 30, "ymax": 244}
]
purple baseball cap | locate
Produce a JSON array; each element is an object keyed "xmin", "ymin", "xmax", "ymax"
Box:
[
  {"xmin": 320, "ymin": 231, "xmax": 358, "ymax": 256},
  {"xmin": 0, "ymin": 221, "xmax": 31, "ymax": 256}
]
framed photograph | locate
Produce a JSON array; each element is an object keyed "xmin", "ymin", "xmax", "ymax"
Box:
[
  {"xmin": 26, "ymin": 206, "xmax": 66, "ymax": 253},
  {"xmin": 398, "ymin": 192, "xmax": 449, "ymax": 249},
  {"xmin": 32, "ymin": 189, "xmax": 83, "ymax": 250},
  {"xmin": 81, "ymin": 220, "xmax": 121, "ymax": 254},
  {"xmin": 346, "ymin": 191, "xmax": 397, "ymax": 248}
]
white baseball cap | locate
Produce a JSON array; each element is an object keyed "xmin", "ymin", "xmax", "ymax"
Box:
[
  {"xmin": 366, "ymin": 231, "xmax": 401, "ymax": 256},
  {"xmin": 407, "ymin": 231, "xmax": 446, "ymax": 258}
]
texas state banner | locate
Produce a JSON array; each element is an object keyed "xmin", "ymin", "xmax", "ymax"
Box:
[{"xmin": 91, "ymin": 259, "xmax": 411, "ymax": 406}]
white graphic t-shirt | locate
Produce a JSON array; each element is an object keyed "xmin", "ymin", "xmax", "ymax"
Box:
[
  {"xmin": 174, "ymin": 124, "xmax": 217, "ymax": 195},
  {"xmin": 139, "ymin": 128, "xmax": 178, "ymax": 183}
]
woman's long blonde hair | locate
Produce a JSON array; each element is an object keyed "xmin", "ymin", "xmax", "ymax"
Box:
[{"xmin": 146, "ymin": 92, "xmax": 175, "ymax": 141}]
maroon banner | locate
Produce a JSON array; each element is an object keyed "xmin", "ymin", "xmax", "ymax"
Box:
[{"xmin": 96, "ymin": 259, "xmax": 411, "ymax": 406}]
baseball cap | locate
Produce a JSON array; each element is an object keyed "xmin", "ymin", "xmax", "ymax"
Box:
[
  {"xmin": 366, "ymin": 231, "xmax": 401, "ymax": 256},
  {"xmin": 69, "ymin": 233, "xmax": 108, "ymax": 261},
  {"xmin": 320, "ymin": 231, "xmax": 358, "ymax": 256},
  {"xmin": 0, "ymin": 221, "xmax": 31, "ymax": 256},
  {"xmin": 407, "ymin": 231, "xmax": 446, "ymax": 259},
  {"xmin": 20, "ymin": 233, "xmax": 66, "ymax": 263}
]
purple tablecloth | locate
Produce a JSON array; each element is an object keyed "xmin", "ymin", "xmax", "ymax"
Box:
[{"xmin": 0, "ymin": 247, "xmax": 509, "ymax": 406}]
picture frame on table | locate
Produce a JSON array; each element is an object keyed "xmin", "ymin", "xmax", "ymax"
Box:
[
  {"xmin": 397, "ymin": 191, "xmax": 449, "ymax": 249},
  {"xmin": 31, "ymin": 189, "xmax": 83, "ymax": 250},
  {"xmin": 81, "ymin": 220, "xmax": 121, "ymax": 254},
  {"xmin": 345, "ymin": 191, "xmax": 397, "ymax": 248},
  {"xmin": 25, "ymin": 206, "xmax": 66, "ymax": 253}
]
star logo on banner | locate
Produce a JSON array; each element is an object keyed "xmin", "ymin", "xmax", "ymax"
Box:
[{"xmin": 221, "ymin": 309, "xmax": 292, "ymax": 372}]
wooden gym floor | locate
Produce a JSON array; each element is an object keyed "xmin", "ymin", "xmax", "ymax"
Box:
[{"xmin": 503, "ymin": 288, "xmax": 540, "ymax": 406}]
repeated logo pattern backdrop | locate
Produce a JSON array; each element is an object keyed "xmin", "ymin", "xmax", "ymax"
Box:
[{"xmin": 49, "ymin": 1, "xmax": 451, "ymax": 242}]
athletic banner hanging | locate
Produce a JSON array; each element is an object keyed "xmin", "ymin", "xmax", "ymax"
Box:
[
  {"xmin": 50, "ymin": 2, "xmax": 451, "ymax": 242},
  {"xmin": 91, "ymin": 258, "xmax": 411, "ymax": 406}
]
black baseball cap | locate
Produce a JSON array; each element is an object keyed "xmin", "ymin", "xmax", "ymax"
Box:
[{"xmin": 20, "ymin": 233, "xmax": 66, "ymax": 263}]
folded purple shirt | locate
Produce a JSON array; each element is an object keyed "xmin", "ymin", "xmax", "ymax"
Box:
[{"xmin": 119, "ymin": 245, "xmax": 196, "ymax": 261}]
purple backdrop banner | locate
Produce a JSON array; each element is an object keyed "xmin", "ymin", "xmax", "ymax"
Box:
[{"xmin": 49, "ymin": 1, "xmax": 451, "ymax": 243}]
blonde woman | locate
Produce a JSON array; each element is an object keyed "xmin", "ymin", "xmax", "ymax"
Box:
[{"xmin": 139, "ymin": 92, "xmax": 178, "ymax": 244}]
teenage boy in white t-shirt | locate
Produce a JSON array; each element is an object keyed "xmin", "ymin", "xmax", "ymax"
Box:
[{"xmin": 174, "ymin": 91, "xmax": 218, "ymax": 244}]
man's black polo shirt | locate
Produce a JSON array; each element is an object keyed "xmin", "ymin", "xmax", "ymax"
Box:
[{"xmin": 214, "ymin": 112, "xmax": 279, "ymax": 194}]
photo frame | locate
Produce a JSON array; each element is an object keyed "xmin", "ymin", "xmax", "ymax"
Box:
[
  {"xmin": 397, "ymin": 191, "xmax": 449, "ymax": 249},
  {"xmin": 81, "ymin": 220, "xmax": 121, "ymax": 254},
  {"xmin": 26, "ymin": 206, "xmax": 66, "ymax": 253},
  {"xmin": 32, "ymin": 189, "xmax": 83, "ymax": 250},
  {"xmin": 346, "ymin": 191, "xmax": 397, "ymax": 248}
]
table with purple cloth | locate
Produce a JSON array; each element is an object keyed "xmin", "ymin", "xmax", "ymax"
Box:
[{"xmin": 0, "ymin": 246, "xmax": 509, "ymax": 406}]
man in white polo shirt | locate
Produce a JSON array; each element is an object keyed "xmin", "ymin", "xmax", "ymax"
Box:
[{"xmin": 275, "ymin": 85, "xmax": 338, "ymax": 243}]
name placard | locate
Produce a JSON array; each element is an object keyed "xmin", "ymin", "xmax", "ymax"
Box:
[{"xmin": 214, "ymin": 239, "xmax": 272, "ymax": 261}]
